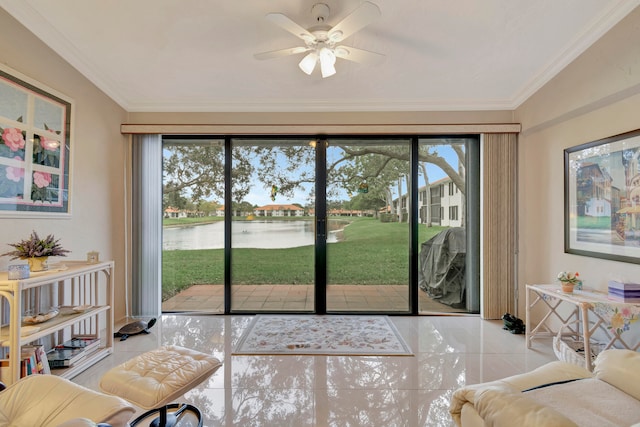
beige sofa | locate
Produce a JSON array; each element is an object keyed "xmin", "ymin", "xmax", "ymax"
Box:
[{"xmin": 450, "ymin": 349, "xmax": 640, "ymax": 427}]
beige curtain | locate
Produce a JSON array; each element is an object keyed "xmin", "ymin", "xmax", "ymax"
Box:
[{"xmin": 482, "ymin": 133, "xmax": 517, "ymax": 319}]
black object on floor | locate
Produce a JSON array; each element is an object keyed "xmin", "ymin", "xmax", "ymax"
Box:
[
  {"xmin": 502, "ymin": 313, "xmax": 526, "ymax": 334},
  {"xmin": 114, "ymin": 317, "xmax": 156, "ymax": 341},
  {"xmin": 130, "ymin": 403, "xmax": 202, "ymax": 427}
]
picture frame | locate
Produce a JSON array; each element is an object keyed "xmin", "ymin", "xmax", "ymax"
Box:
[
  {"xmin": 0, "ymin": 64, "xmax": 72, "ymax": 217},
  {"xmin": 565, "ymin": 128, "xmax": 640, "ymax": 264}
]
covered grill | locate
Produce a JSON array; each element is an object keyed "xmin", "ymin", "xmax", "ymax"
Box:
[{"xmin": 418, "ymin": 227, "xmax": 466, "ymax": 307}]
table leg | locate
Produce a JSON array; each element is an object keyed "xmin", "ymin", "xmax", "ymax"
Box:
[
  {"xmin": 581, "ymin": 304, "xmax": 592, "ymax": 371},
  {"xmin": 526, "ymin": 287, "xmax": 531, "ymax": 348}
]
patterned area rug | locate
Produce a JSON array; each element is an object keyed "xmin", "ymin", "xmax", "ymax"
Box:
[{"xmin": 233, "ymin": 315, "xmax": 413, "ymax": 356}]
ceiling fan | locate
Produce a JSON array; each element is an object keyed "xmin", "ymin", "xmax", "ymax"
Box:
[{"xmin": 254, "ymin": 1, "xmax": 384, "ymax": 78}]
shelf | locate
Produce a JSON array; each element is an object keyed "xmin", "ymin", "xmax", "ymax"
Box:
[
  {"xmin": 0, "ymin": 305, "xmax": 110, "ymax": 346},
  {"xmin": 49, "ymin": 347, "xmax": 113, "ymax": 380},
  {"xmin": 0, "ymin": 260, "xmax": 114, "ymax": 385},
  {"xmin": 0, "ymin": 261, "xmax": 113, "ymax": 291}
]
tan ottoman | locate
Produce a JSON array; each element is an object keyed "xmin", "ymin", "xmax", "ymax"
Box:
[{"xmin": 99, "ymin": 345, "xmax": 222, "ymax": 410}]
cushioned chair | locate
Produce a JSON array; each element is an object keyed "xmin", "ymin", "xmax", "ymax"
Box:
[{"xmin": 0, "ymin": 375, "xmax": 135, "ymax": 427}]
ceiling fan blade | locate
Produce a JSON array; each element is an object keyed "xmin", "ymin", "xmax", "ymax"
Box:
[
  {"xmin": 334, "ymin": 46, "xmax": 385, "ymax": 65},
  {"xmin": 254, "ymin": 46, "xmax": 310, "ymax": 60},
  {"xmin": 266, "ymin": 13, "xmax": 315, "ymax": 42},
  {"xmin": 328, "ymin": 1, "xmax": 381, "ymax": 43}
]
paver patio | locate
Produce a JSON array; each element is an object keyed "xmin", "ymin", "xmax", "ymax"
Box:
[{"xmin": 162, "ymin": 284, "xmax": 467, "ymax": 314}]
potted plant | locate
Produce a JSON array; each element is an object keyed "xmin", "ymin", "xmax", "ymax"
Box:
[
  {"xmin": 2, "ymin": 231, "xmax": 70, "ymax": 271},
  {"xmin": 557, "ymin": 271, "xmax": 580, "ymax": 293}
]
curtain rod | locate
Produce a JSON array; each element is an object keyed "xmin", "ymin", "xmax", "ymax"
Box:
[{"xmin": 121, "ymin": 123, "xmax": 521, "ymax": 135}]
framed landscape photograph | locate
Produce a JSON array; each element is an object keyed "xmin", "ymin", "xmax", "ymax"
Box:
[
  {"xmin": 565, "ymin": 128, "xmax": 640, "ymax": 263},
  {"xmin": 0, "ymin": 64, "xmax": 72, "ymax": 217}
]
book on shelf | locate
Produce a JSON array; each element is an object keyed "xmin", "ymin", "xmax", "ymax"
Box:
[
  {"xmin": 608, "ymin": 294, "xmax": 640, "ymax": 303},
  {"xmin": 22, "ymin": 344, "xmax": 50, "ymax": 375},
  {"xmin": 0, "ymin": 359, "xmax": 9, "ymax": 382},
  {"xmin": 607, "ymin": 281, "xmax": 640, "ymax": 302},
  {"xmin": 20, "ymin": 348, "xmax": 36, "ymax": 377},
  {"xmin": 0, "ymin": 345, "xmax": 49, "ymax": 381},
  {"xmin": 608, "ymin": 289, "xmax": 640, "ymax": 298},
  {"xmin": 46, "ymin": 347, "xmax": 86, "ymax": 369},
  {"xmin": 608, "ymin": 280, "xmax": 640, "ymax": 291},
  {"xmin": 57, "ymin": 336, "xmax": 100, "ymax": 354}
]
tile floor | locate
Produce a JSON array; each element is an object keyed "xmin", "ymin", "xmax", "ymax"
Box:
[{"xmin": 72, "ymin": 315, "xmax": 557, "ymax": 427}]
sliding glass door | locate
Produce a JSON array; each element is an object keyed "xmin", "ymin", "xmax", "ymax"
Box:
[
  {"xmin": 325, "ymin": 139, "xmax": 412, "ymax": 312},
  {"xmin": 159, "ymin": 135, "xmax": 479, "ymax": 315},
  {"xmin": 161, "ymin": 138, "xmax": 226, "ymax": 313},
  {"xmin": 230, "ymin": 139, "xmax": 315, "ymax": 312},
  {"xmin": 417, "ymin": 137, "xmax": 477, "ymax": 314}
]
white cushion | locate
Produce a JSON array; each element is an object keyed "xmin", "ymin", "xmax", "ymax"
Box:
[
  {"xmin": 100, "ymin": 345, "xmax": 222, "ymax": 409},
  {"xmin": 474, "ymin": 384, "xmax": 578, "ymax": 427},
  {"xmin": 450, "ymin": 360, "xmax": 592, "ymax": 426},
  {"xmin": 526, "ymin": 377, "xmax": 640, "ymax": 426},
  {"xmin": 594, "ymin": 349, "xmax": 640, "ymax": 400}
]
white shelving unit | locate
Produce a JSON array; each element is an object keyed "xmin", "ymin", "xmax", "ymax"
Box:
[{"xmin": 0, "ymin": 260, "xmax": 114, "ymax": 385}]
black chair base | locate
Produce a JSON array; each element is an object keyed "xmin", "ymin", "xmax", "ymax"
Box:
[{"xmin": 130, "ymin": 403, "xmax": 202, "ymax": 427}]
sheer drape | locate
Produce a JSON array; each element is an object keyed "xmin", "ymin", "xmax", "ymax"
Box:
[{"xmin": 131, "ymin": 134, "xmax": 162, "ymax": 317}]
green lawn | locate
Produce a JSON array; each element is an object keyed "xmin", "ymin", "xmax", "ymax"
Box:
[
  {"xmin": 162, "ymin": 217, "xmax": 446, "ymax": 300},
  {"xmin": 163, "ymin": 215, "xmax": 223, "ymax": 227},
  {"xmin": 576, "ymin": 215, "xmax": 611, "ymax": 230}
]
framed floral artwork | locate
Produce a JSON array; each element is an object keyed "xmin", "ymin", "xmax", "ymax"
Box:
[
  {"xmin": 565, "ymin": 128, "xmax": 640, "ymax": 263},
  {"xmin": 0, "ymin": 64, "xmax": 72, "ymax": 217}
]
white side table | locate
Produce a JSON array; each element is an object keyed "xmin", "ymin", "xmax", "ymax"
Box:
[{"xmin": 525, "ymin": 284, "xmax": 640, "ymax": 371}]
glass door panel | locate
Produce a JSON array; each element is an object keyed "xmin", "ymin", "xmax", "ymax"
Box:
[
  {"xmin": 161, "ymin": 138, "xmax": 226, "ymax": 313},
  {"xmin": 417, "ymin": 138, "xmax": 471, "ymax": 314},
  {"xmin": 325, "ymin": 139, "xmax": 411, "ymax": 312},
  {"xmin": 230, "ymin": 139, "xmax": 315, "ymax": 312}
]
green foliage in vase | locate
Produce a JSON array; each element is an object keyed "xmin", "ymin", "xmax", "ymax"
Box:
[{"xmin": 1, "ymin": 231, "xmax": 70, "ymax": 259}]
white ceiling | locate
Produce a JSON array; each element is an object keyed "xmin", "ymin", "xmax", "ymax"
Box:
[{"xmin": 1, "ymin": 0, "xmax": 638, "ymax": 112}]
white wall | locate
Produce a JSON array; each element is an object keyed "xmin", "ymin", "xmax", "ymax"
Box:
[
  {"xmin": 515, "ymin": 7, "xmax": 640, "ymax": 316},
  {"xmin": 0, "ymin": 9, "xmax": 130, "ymax": 322}
]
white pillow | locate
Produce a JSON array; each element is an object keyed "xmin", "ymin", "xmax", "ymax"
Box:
[{"xmin": 594, "ymin": 349, "xmax": 640, "ymax": 400}]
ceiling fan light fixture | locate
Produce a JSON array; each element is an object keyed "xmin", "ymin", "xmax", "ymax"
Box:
[
  {"xmin": 319, "ymin": 47, "xmax": 336, "ymax": 78},
  {"xmin": 328, "ymin": 30, "xmax": 343, "ymax": 41},
  {"xmin": 299, "ymin": 51, "xmax": 318, "ymax": 75},
  {"xmin": 334, "ymin": 46, "xmax": 349, "ymax": 57},
  {"xmin": 300, "ymin": 33, "xmax": 315, "ymax": 42},
  {"xmin": 256, "ymin": 2, "xmax": 383, "ymax": 78}
]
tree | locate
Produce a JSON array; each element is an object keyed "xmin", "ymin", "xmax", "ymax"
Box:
[
  {"xmin": 196, "ymin": 200, "xmax": 220, "ymax": 216},
  {"xmin": 162, "ymin": 140, "xmax": 467, "ymax": 222},
  {"xmin": 232, "ymin": 201, "xmax": 255, "ymax": 216},
  {"xmin": 163, "ymin": 183, "xmax": 188, "ymax": 210},
  {"xmin": 163, "ymin": 143, "xmax": 254, "ymax": 204},
  {"xmin": 420, "ymin": 162, "xmax": 432, "ymax": 226},
  {"xmin": 338, "ymin": 143, "xmax": 465, "ymax": 195},
  {"xmin": 348, "ymin": 192, "xmax": 384, "ymax": 213}
]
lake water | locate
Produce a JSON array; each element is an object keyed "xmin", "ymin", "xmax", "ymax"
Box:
[{"xmin": 163, "ymin": 220, "xmax": 338, "ymax": 250}]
